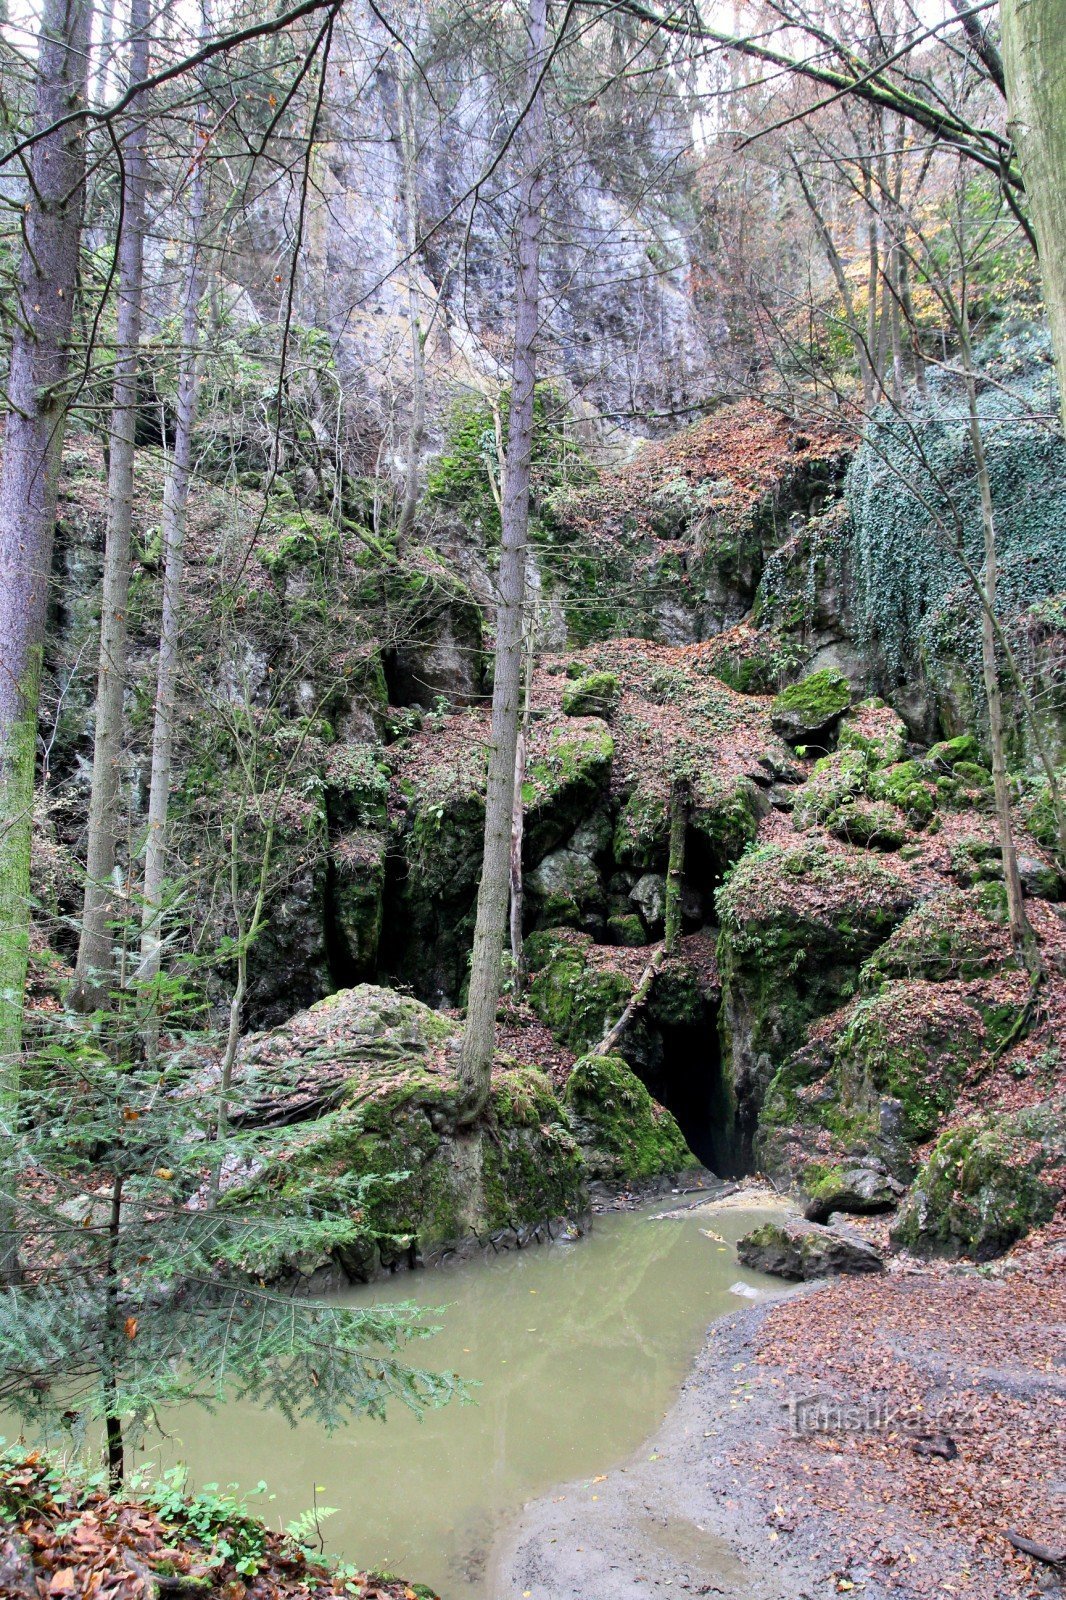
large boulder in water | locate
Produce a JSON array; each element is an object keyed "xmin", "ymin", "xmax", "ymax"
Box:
[{"xmin": 737, "ymin": 1217, "xmax": 884, "ymax": 1279}]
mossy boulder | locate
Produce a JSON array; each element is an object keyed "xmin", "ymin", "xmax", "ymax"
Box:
[
  {"xmin": 830, "ymin": 798, "xmax": 906, "ymax": 851},
  {"xmin": 221, "ymin": 985, "xmax": 588, "ymax": 1278},
  {"xmin": 838, "ymin": 698, "xmax": 907, "ymax": 766},
  {"xmin": 861, "ymin": 889, "xmax": 1016, "ymax": 983},
  {"xmin": 770, "ymin": 668, "xmax": 851, "ymax": 745},
  {"xmin": 737, "ymin": 1217, "xmax": 884, "ymax": 1279},
  {"xmin": 715, "ymin": 841, "xmax": 917, "ymax": 1157},
  {"xmin": 525, "ymin": 929, "xmax": 634, "ymax": 1054},
  {"xmin": 561, "ymin": 670, "xmax": 621, "ymax": 720},
  {"xmin": 866, "ymin": 760, "xmax": 936, "ymax": 823},
  {"xmin": 893, "ymin": 1099, "xmax": 1066, "ymax": 1259},
  {"xmin": 757, "ymin": 979, "xmax": 1027, "ymax": 1189},
  {"xmin": 564, "ymin": 1052, "xmax": 697, "ymax": 1181},
  {"xmin": 923, "ymin": 733, "xmax": 979, "ymax": 772}
]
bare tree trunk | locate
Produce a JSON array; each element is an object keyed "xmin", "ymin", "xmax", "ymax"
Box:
[
  {"xmin": 663, "ymin": 777, "xmax": 688, "ymax": 955},
  {"xmin": 209, "ymin": 817, "xmax": 273, "ymax": 1205},
  {"xmin": 395, "ymin": 71, "xmax": 426, "ymax": 545},
  {"xmin": 75, "ymin": 0, "xmax": 152, "ymax": 1006},
  {"xmin": 960, "ymin": 331, "xmax": 1036, "ymax": 965},
  {"xmin": 1001, "ymin": 0, "xmax": 1066, "ymax": 435},
  {"xmin": 139, "ymin": 141, "xmax": 206, "ymax": 994},
  {"xmin": 509, "ymin": 623, "xmax": 535, "ymax": 989},
  {"xmin": 459, "ymin": 0, "xmax": 548, "ymax": 1117},
  {"xmin": 0, "ymin": 0, "xmax": 92, "ymax": 1281}
]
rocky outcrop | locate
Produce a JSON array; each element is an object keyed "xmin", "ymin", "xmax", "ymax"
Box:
[
  {"xmin": 213, "ymin": 984, "xmax": 698, "ymax": 1280},
  {"xmin": 715, "ymin": 839, "xmax": 918, "ymax": 1162},
  {"xmin": 736, "ymin": 1217, "xmax": 885, "ymax": 1278},
  {"xmin": 893, "ymin": 1099, "xmax": 1066, "ymax": 1260},
  {"xmin": 563, "ymin": 1052, "xmax": 697, "ymax": 1183}
]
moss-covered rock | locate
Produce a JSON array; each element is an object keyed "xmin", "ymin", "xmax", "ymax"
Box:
[
  {"xmin": 866, "ymin": 760, "xmax": 936, "ymax": 822},
  {"xmin": 893, "ymin": 1099, "xmax": 1065, "ymax": 1259},
  {"xmin": 770, "ymin": 668, "xmax": 851, "ymax": 745},
  {"xmin": 221, "ymin": 985, "xmax": 588, "ymax": 1278},
  {"xmin": 716, "ymin": 841, "xmax": 917, "ymax": 1157},
  {"xmin": 758, "ymin": 978, "xmax": 1026, "ymax": 1189},
  {"xmin": 331, "ymin": 829, "xmax": 387, "ymax": 974},
  {"xmin": 561, "ymin": 670, "xmax": 621, "ymax": 720},
  {"xmin": 837, "ymin": 697, "xmax": 907, "ymax": 766},
  {"xmin": 830, "ymin": 798, "xmax": 906, "ymax": 851},
  {"xmin": 737, "ymin": 1217, "xmax": 884, "ymax": 1278},
  {"xmin": 923, "ymin": 733, "xmax": 979, "ymax": 772},
  {"xmin": 563, "ymin": 1052, "xmax": 697, "ymax": 1181},
  {"xmin": 860, "ymin": 889, "xmax": 1016, "ymax": 983},
  {"xmin": 525, "ymin": 929, "xmax": 634, "ymax": 1054}
]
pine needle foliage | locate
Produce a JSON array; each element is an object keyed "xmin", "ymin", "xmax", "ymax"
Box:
[{"xmin": 0, "ymin": 970, "xmax": 461, "ymax": 1479}]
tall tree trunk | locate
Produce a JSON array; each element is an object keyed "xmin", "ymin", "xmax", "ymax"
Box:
[
  {"xmin": 458, "ymin": 0, "xmax": 548, "ymax": 1117},
  {"xmin": 75, "ymin": 0, "xmax": 152, "ymax": 1006},
  {"xmin": 960, "ymin": 332, "xmax": 1036, "ymax": 965},
  {"xmin": 395, "ymin": 72, "xmax": 426, "ymax": 545},
  {"xmin": 0, "ymin": 0, "xmax": 93, "ymax": 1281},
  {"xmin": 139, "ymin": 142, "xmax": 206, "ymax": 993},
  {"xmin": 509, "ymin": 622, "xmax": 535, "ymax": 990},
  {"xmin": 1001, "ymin": 0, "xmax": 1066, "ymax": 434}
]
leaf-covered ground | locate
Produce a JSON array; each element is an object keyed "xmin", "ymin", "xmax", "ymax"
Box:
[
  {"xmin": 743, "ymin": 1221, "xmax": 1066, "ymax": 1598},
  {"xmin": 0, "ymin": 1452, "xmax": 437, "ymax": 1599}
]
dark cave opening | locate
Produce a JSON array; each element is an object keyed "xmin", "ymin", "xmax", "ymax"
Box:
[{"xmin": 639, "ymin": 1015, "xmax": 742, "ymax": 1179}]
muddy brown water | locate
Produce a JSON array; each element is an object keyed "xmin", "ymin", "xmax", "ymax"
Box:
[{"xmin": 79, "ymin": 1202, "xmax": 786, "ymax": 1597}]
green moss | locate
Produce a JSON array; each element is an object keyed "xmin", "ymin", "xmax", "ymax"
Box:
[
  {"xmin": 893, "ymin": 1099, "xmax": 1065, "ymax": 1259},
  {"xmin": 224, "ymin": 988, "xmax": 589, "ymax": 1272},
  {"xmin": 606, "ymin": 913, "xmax": 645, "ymax": 946},
  {"xmin": 561, "ymin": 671, "xmax": 621, "ymax": 720},
  {"xmin": 526, "ymin": 930, "xmax": 633, "ymax": 1053},
  {"xmin": 954, "ymin": 760, "xmax": 993, "ymax": 788},
  {"xmin": 770, "ymin": 668, "xmax": 851, "ymax": 736},
  {"xmin": 924, "ymin": 733, "xmax": 979, "ymax": 770},
  {"xmin": 861, "ymin": 889, "xmax": 1015, "ymax": 982},
  {"xmin": 564, "ymin": 1052, "xmax": 696, "ymax": 1181},
  {"xmin": 837, "ymin": 698, "xmax": 907, "ymax": 766},
  {"xmin": 867, "ymin": 760, "xmax": 936, "ymax": 822}
]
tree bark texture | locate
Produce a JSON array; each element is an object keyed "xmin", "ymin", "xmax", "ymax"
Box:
[
  {"xmin": 140, "ymin": 142, "xmax": 207, "ymax": 985},
  {"xmin": 0, "ymin": 0, "xmax": 93, "ymax": 1067},
  {"xmin": 75, "ymin": 0, "xmax": 152, "ymax": 1002},
  {"xmin": 458, "ymin": 0, "xmax": 549, "ymax": 1115}
]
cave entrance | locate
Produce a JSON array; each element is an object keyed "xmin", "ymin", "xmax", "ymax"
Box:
[{"xmin": 641, "ymin": 1018, "xmax": 742, "ymax": 1179}]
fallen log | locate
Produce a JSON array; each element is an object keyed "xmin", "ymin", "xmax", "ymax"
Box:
[
  {"xmin": 1005, "ymin": 1531, "xmax": 1066, "ymax": 1569},
  {"xmin": 590, "ymin": 944, "xmax": 664, "ymax": 1056}
]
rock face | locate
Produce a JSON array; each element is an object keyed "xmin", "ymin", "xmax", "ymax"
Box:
[
  {"xmin": 563, "ymin": 1053, "xmax": 697, "ymax": 1183},
  {"xmin": 218, "ymin": 985, "xmax": 697, "ymax": 1280},
  {"xmin": 737, "ymin": 1218, "xmax": 885, "ymax": 1279},
  {"xmin": 893, "ymin": 1099, "xmax": 1066, "ymax": 1260},
  {"xmin": 715, "ymin": 840, "xmax": 918, "ymax": 1162}
]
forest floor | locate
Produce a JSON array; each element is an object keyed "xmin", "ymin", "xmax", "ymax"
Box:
[
  {"xmin": 0, "ymin": 1453, "xmax": 438, "ymax": 1600},
  {"xmin": 495, "ymin": 1204, "xmax": 1066, "ymax": 1600}
]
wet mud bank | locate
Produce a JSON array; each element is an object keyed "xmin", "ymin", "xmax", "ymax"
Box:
[{"xmin": 494, "ymin": 1218, "xmax": 1065, "ymax": 1600}]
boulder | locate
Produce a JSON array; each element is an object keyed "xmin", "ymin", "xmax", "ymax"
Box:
[
  {"xmin": 217, "ymin": 985, "xmax": 589, "ymax": 1280},
  {"xmin": 893, "ymin": 1098, "xmax": 1065, "ymax": 1260},
  {"xmin": 770, "ymin": 668, "xmax": 852, "ymax": 745},
  {"xmin": 802, "ymin": 1161, "xmax": 905, "ymax": 1223},
  {"xmin": 563, "ymin": 1052, "xmax": 698, "ymax": 1182},
  {"xmin": 737, "ymin": 1217, "xmax": 885, "ymax": 1279}
]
